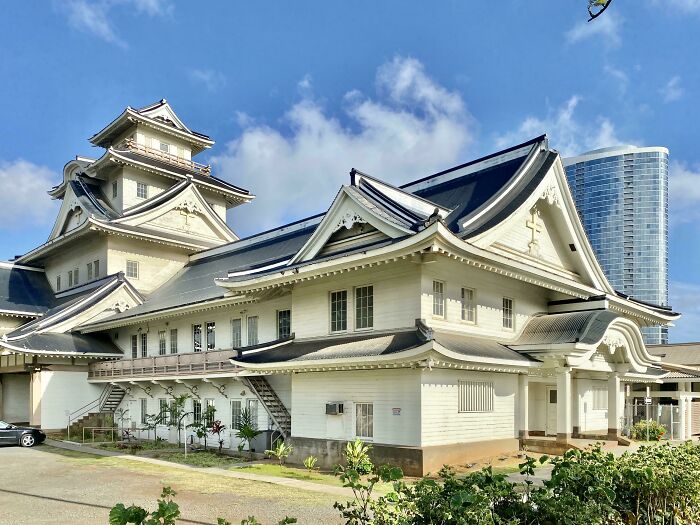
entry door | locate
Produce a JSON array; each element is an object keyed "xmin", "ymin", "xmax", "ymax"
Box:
[{"xmin": 546, "ymin": 387, "xmax": 558, "ymax": 436}]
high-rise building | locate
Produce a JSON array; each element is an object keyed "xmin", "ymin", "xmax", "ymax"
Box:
[{"xmin": 564, "ymin": 146, "xmax": 669, "ymax": 344}]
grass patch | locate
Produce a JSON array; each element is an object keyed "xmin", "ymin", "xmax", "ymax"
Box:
[{"xmin": 149, "ymin": 451, "xmax": 245, "ymax": 468}]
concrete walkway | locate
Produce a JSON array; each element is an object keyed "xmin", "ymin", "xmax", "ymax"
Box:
[{"xmin": 45, "ymin": 439, "xmax": 351, "ymax": 497}]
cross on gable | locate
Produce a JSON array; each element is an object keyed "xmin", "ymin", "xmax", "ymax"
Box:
[{"xmin": 526, "ymin": 208, "xmax": 542, "ymax": 256}]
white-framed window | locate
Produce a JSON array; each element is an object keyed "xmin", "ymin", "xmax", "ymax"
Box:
[
  {"xmin": 461, "ymin": 287, "xmax": 476, "ymax": 324},
  {"xmin": 502, "ymin": 297, "xmax": 514, "ymax": 330},
  {"xmin": 330, "ymin": 290, "xmax": 348, "ymax": 332},
  {"xmin": 159, "ymin": 398, "xmax": 168, "ymax": 425},
  {"xmin": 94, "ymin": 260, "xmax": 100, "ymax": 278},
  {"xmin": 277, "ymin": 310, "xmax": 291, "ymax": 339},
  {"xmin": 159, "ymin": 141, "xmax": 170, "ymax": 154},
  {"xmin": 432, "ymin": 280, "xmax": 445, "ymax": 317},
  {"xmin": 231, "ymin": 318, "xmax": 242, "ymax": 347},
  {"xmin": 140, "ymin": 398, "xmax": 148, "ymax": 424},
  {"xmin": 87, "ymin": 262, "xmax": 93, "ymax": 281},
  {"xmin": 56, "ymin": 275, "xmax": 61, "ymax": 291},
  {"xmin": 247, "ymin": 316, "xmax": 259, "ymax": 346},
  {"xmin": 170, "ymin": 329, "xmax": 178, "ymax": 354},
  {"xmin": 458, "ymin": 380, "xmax": 494, "ymax": 413},
  {"xmin": 136, "ymin": 182, "xmax": 148, "ymax": 199},
  {"xmin": 205, "ymin": 398, "xmax": 215, "ymax": 425},
  {"xmin": 246, "ymin": 399, "xmax": 259, "ymax": 429},
  {"xmin": 355, "ymin": 285, "xmax": 374, "ymax": 330},
  {"xmin": 74, "ymin": 268, "xmax": 79, "ymax": 285},
  {"xmin": 68, "ymin": 270, "xmax": 73, "ymax": 288},
  {"xmin": 140, "ymin": 332, "xmax": 148, "ymax": 358},
  {"xmin": 112, "ymin": 181, "xmax": 118, "ymax": 199},
  {"xmin": 355, "ymin": 402, "xmax": 374, "ymax": 439},
  {"xmin": 206, "ymin": 321, "xmax": 216, "ymax": 350},
  {"xmin": 158, "ymin": 331, "xmax": 166, "ymax": 356},
  {"xmin": 192, "ymin": 324, "xmax": 202, "ymax": 352},
  {"xmin": 126, "ymin": 260, "xmax": 139, "ymax": 279},
  {"xmin": 131, "ymin": 334, "xmax": 138, "ymax": 358},
  {"xmin": 192, "ymin": 399, "xmax": 202, "ymax": 425},
  {"xmin": 592, "ymin": 387, "xmax": 608, "ymax": 411},
  {"xmin": 231, "ymin": 399, "xmax": 242, "ymax": 429}
]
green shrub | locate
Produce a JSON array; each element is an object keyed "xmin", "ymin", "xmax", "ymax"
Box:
[
  {"xmin": 303, "ymin": 455, "xmax": 318, "ymax": 472},
  {"xmin": 343, "ymin": 439, "xmax": 374, "ymax": 475},
  {"xmin": 265, "ymin": 441, "xmax": 293, "ymax": 466},
  {"xmin": 631, "ymin": 419, "xmax": 666, "ymax": 441}
]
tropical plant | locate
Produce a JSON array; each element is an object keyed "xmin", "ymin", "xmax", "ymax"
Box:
[
  {"xmin": 115, "ymin": 408, "xmax": 130, "ymax": 439},
  {"xmin": 235, "ymin": 407, "xmax": 262, "ymax": 457},
  {"xmin": 142, "ymin": 412, "xmax": 164, "ymax": 442},
  {"xmin": 109, "ymin": 486, "xmax": 180, "ymax": 525},
  {"xmin": 187, "ymin": 406, "xmax": 216, "ymax": 450},
  {"xmin": 631, "ymin": 419, "xmax": 666, "ymax": 441},
  {"xmin": 265, "ymin": 440, "xmax": 293, "ymax": 466},
  {"xmin": 343, "ymin": 439, "xmax": 374, "ymax": 475},
  {"xmin": 303, "ymin": 455, "xmax": 318, "ymax": 472},
  {"xmin": 210, "ymin": 419, "xmax": 227, "ymax": 454},
  {"xmin": 167, "ymin": 394, "xmax": 191, "ymax": 447}
]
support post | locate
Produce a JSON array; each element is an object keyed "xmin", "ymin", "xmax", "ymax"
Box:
[
  {"xmin": 607, "ymin": 373, "xmax": 621, "ymax": 441},
  {"xmin": 571, "ymin": 376, "xmax": 580, "ymax": 438},
  {"xmin": 556, "ymin": 368, "xmax": 572, "ymax": 442},
  {"xmin": 518, "ymin": 374, "xmax": 529, "ymax": 439},
  {"xmin": 679, "ymin": 395, "xmax": 687, "ymax": 441}
]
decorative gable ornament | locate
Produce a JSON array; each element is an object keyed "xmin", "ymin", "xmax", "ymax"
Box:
[
  {"xmin": 333, "ymin": 212, "xmax": 367, "ymax": 233},
  {"xmin": 112, "ymin": 301, "xmax": 131, "ymax": 313},
  {"xmin": 176, "ymin": 199, "xmax": 202, "ymax": 216},
  {"xmin": 540, "ymin": 183, "xmax": 562, "ymax": 208},
  {"xmin": 602, "ymin": 333, "xmax": 626, "ymax": 355},
  {"xmin": 526, "ymin": 207, "xmax": 543, "ymax": 257}
]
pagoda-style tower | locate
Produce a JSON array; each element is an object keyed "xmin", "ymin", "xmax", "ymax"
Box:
[{"xmin": 17, "ymin": 100, "xmax": 254, "ymax": 295}]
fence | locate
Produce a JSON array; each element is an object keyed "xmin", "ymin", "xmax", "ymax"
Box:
[{"xmin": 624, "ymin": 402, "xmax": 681, "ymax": 440}]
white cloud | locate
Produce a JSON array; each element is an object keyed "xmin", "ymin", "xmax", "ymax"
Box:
[
  {"xmin": 211, "ymin": 57, "xmax": 475, "ymax": 236},
  {"xmin": 651, "ymin": 0, "xmax": 700, "ymax": 13},
  {"xmin": 0, "ymin": 160, "xmax": 59, "ymax": 229},
  {"xmin": 565, "ymin": 13, "xmax": 622, "ymax": 47},
  {"xmin": 669, "ymin": 281, "xmax": 700, "ymax": 342},
  {"xmin": 494, "ymin": 96, "xmax": 622, "ymax": 157},
  {"xmin": 59, "ymin": 0, "xmax": 172, "ymax": 47},
  {"xmin": 668, "ymin": 161, "xmax": 700, "ymax": 226},
  {"xmin": 190, "ymin": 69, "xmax": 226, "ymax": 92},
  {"xmin": 660, "ymin": 76, "xmax": 684, "ymax": 103}
]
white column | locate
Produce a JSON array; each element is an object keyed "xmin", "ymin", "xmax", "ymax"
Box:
[
  {"xmin": 518, "ymin": 374, "xmax": 529, "ymax": 439},
  {"xmin": 679, "ymin": 395, "xmax": 688, "ymax": 441},
  {"xmin": 557, "ymin": 368, "xmax": 572, "ymax": 442},
  {"xmin": 607, "ymin": 373, "xmax": 621, "ymax": 440},
  {"xmin": 571, "ymin": 376, "xmax": 580, "ymax": 438}
]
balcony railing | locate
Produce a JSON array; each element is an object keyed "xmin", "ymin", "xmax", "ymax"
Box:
[
  {"xmin": 121, "ymin": 138, "xmax": 211, "ymax": 175},
  {"xmin": 88, "ymin": 349, "xmax": 238, "ymax": 380}
]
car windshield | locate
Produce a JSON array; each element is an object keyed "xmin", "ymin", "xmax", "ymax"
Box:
[{"xmin": 0, "ymin": 420, "xmax": 10, "ymax": 428}]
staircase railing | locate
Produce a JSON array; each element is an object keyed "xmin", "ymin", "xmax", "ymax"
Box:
[
  {"xmin": 67, "ymin": 384, "xmax": 112, "ymax": 440},
  {"xmin": 243, "ymin": 377, "xmax": 291, "ymax": 439}
]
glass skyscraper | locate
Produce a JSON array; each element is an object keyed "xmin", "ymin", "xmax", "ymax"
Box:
[{"xmin": 564, "ymin": 146, "xmax": 669, "ymax": 344}]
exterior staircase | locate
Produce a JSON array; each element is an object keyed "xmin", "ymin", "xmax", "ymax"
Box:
[
  {"xmin": 244, "ymin": 376, "xmax": 291, "ymax": 439},
  {"xmin": 102, "ymin": 384, "xmax": 127, "ymax": 412},
  {"xmin": 67, "ymin": 384, "xmax": 127, "ymax": 440}
]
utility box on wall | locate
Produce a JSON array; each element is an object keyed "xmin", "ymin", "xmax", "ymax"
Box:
[{"xmin": 326, "ymin": 402, "xmax": 344, "ymax": 415}]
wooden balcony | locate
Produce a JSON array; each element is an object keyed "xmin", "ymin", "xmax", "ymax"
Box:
[
  {"xmin": 121, "ymin": 138, "xmax": 211, "ymax": 175},
  {"xmin": 88, "ymin": 349, "xmax": 238, "ymax": 381}
]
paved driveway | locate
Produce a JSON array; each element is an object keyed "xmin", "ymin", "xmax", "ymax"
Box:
[{"xmin": 0, "ymin": 445, "xmax": 341, "ymax": 524}]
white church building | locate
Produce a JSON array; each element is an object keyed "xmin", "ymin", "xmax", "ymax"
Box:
[{"xmin": 0, "ymin": 101, "xmax": 695, "ymax": 475}]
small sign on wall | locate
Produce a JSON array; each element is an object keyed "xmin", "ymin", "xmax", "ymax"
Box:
[{"xmin": 392, "ymin": 407, "xmax": 401, "ymax": 416}]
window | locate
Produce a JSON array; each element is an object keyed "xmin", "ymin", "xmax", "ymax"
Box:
[
  {"xmin": 140, "ymin": 399, "xmax": 148, "ymax": 424},
  {"xmin": 461, "ymin": 287, "xmax": 476, "ymax": 323},
  {"xmin": 68, "ymin": 270, "xmax": 73, "ymax": 288},
  {"xmin": 159, "ymin": 141, "xmax": 170, "ymax": 154},
  {"xmin": 112, "ymin": 181, "xmax": 118, "ymax": 199},
  {"xmin": 355, "ymin": 403, "xmax": 374, "ymax": 438},
  {"xmin": 131, "ymin": 335, "xmax": 138, "ymax": 358},
  {"xmin": 330, "ymin": 290, "xmax": 348, "ymax": 332},
  {"xmin": 94, "ymin": 260, "xmax": 100, "ymax": 278},
  {"xmin": 206, "ymin": 322, "xmax": 216, "ymax": 350},
  {"xmin": 74, "ymin": 268, "xmax": 79, "ymax": 285},
  {"xmin": 158, "ymin": 331, "xmax": 166, "ymax": 356},
  {"xmin": 432, "ymin": 281, "xmax": 445, "ymax": 317},
  {"xmin": 170, "ymin": 329, "xmax": 178, "ymax": 354},
  {"xmin": 192, "ymin": 400, "xmax": 202, "ymax": 425},
  {"xmin": 169, "ymin": 399, "xmax": 177, "ymax": 426},
  {"xmin": 247, "ymin": 399, "xmax": 259, "ymax": 429},
  {"xmin": 87, "ymin": 262, "xmax": 93, "ymax": 281},
  {"xmin": 193, "ymin": 324, "xmax": 202, "ymax": 352},
  {"xmin": 502, "ymin": 298, "xmax": 514, "ymax": 330},
  {"xmin": 56, "ymin": 275, "xmax": 61, "ymax": 291},
  {"xmin": 277, "ymin": 310, "xmax": 291, "ymax": 339},
  {"xmin": 140, "ymin": 332, "xmax": 148, "ymax": 358},
  {"xmin": 231, "ymin": 399, "xmax": 242, "ymax": 429},
  {"xmin": 231, "ymin": 319, "xmax": 242, "ymax": 347},
  {"xmin": 126, "ymin": 260, "xmax": 139, "ymax": 279},
  {"xmin": 205, "ymin": 399, "xmax": 215, "ymax": 425},
  {"xmin": 592, "ymin": 387, "xmax": 608, "ymax": 411},
  {"xmin": 137, "ymin": 182, "xmax": 148, "ymax": 199},
  {"xmin": 458, "ymin": 380, "xmax": 494, "ymax": 413},
  {"xmin": 355, "ymin": 286, "xmax": 374, "ymax": 330},
  {"xmin": 247, "ymin": 316, "xmax": 258, "ymax": 346},
  {"xmin": 159, "ymin": 399, "xmax": 168, "ymax": 425}
]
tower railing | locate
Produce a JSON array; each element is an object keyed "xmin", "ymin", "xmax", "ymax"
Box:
[{"xmin": 121, "ymin": 138, "xmax": 211, "ymax": 175}]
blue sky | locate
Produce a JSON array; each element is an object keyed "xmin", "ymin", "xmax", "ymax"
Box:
[{"xmin": 1, "ymin": 0, "xmax": 700, "ymax": 340}]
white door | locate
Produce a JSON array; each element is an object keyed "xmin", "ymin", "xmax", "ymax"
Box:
[{"xmin": 546, "ymin": 387, "xmax": 558, "ymax": 436}]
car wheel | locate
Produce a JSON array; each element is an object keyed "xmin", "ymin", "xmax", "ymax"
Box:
[{"xmin": 20, "ymin": 434, "xmax": 36, "ymax": 447}]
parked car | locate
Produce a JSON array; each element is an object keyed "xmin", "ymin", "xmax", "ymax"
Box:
[{"xmin": 0, "ymin": 420, "xmax": 46, "ymax": 447}]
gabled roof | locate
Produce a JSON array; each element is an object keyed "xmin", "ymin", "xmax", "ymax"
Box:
[
  {"xmin": 69, "ymin": 176, "xmax": 120, "ymax": 221},
  {"xmin": 0, "ymin": 262, "xmax": 56, "ymax": 317}
]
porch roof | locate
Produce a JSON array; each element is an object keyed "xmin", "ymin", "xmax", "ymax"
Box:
[{"xmin": 512, "ymin": 310, "xmax": 619, "ymax": 347}]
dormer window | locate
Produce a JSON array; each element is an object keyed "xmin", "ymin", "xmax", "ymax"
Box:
[{"xmin": 136, "ymin": 182, "xmax": 148, "ymax": 200}]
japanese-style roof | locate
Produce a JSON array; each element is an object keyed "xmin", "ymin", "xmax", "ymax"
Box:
[
  {"xmin": 0, "ymin": 263, "xmax": 56, "ymax": 317},
  {"xmin": 70, "ymin": 176, "xmax": 120, "ymax": 221},
  {"xmin": 513, "ymin": 310, "xmax": 619, "ymax": 347},
  {"xmin": 0, "ymin": 332, "xmax": 122, "ymax": 358},
  {"xmin": 648, "ymin": 342, "xmax": 700, "ymax": 366}
]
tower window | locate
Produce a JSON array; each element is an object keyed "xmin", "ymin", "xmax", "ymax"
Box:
[
  {"xmin": 112, "ymin": 181, "xmax": 118, "ymax": 199},
  {"xmin": 126, "ymin": 260, "xmax": 139, "ymax": 279},
  {"xmin": 159, "ymin": 142, "xmax": 170, "ymax": 154},
  {"xmin": 136, "ymin": 182, "xmax": 148, "ymax": 199}
]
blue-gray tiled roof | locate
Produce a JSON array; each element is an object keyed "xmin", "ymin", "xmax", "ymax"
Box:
[{"xmin": 0, "ymin": 265, "xmax": 55, "ymax": 316}]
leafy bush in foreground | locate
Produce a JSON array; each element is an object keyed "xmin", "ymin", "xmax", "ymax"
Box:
[{"xmin": 631, "ymin": 419, "xmax": 666, "ymax": 441}]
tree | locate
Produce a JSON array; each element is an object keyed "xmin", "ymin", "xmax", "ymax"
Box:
[
  {"xmin": 588, "ymin": 0, "xmax": 613, "ymax": 21},
  {"xmin": 209, "ymin": 420, "xmax": 227, "ymax": 454},
  {"xmin": 188, "ymin": 403, "xmax": 217, "ymax": 450},
  {"xmin": 167, "ymin": 394, "xmax": 191, "ymax": 447},
  {"xmin": 115, "ymin": 408, "xmax": 130, "ymax": 440}
]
